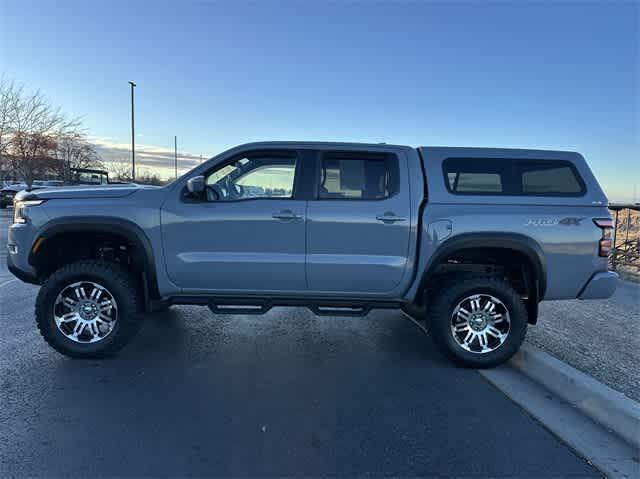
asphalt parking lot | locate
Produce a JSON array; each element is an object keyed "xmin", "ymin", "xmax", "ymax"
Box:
[{"xmin": 0, "ymin": 209, "xmax": 601, "ymax": 477}]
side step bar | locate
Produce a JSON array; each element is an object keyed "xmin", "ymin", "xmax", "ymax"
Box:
[
  {"xmin": 208, "ymin": 298, "xmax": 271, "ymax": 315},
  {"xmin": 310, "ymin": 305, "xmax": 371, "ymax": 317},
  {"xmin": 168, "ymin": 296, "xmax": 401, "ymax": 317}
]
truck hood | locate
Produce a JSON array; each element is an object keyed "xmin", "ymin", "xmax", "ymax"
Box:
[{"xmin": 15, "ymin": 183, "xmax": 159, "ymax": 201}]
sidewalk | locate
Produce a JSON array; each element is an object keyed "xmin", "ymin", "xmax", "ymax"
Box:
[{"xmin": 527, "ymin": 279, "xmax": 639, "ymax": 401}]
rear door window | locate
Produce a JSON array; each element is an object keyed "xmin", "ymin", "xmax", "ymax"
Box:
[{"xmin": 318, "ymin": 154, "xmax": 399, "ymax": 200}]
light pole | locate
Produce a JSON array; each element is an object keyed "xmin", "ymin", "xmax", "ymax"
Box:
[
  {"xmin": 174, "ymin": 135, "xmax": 178, "ymax": 179},
  {"xmin": 128, "ymin": 81, "xmax": 136, "ymax": 182}
]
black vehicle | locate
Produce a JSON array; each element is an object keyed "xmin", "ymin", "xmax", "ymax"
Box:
[{"xmin": 1, "ymin": 183, "xmax": 38, "ymax": 208}]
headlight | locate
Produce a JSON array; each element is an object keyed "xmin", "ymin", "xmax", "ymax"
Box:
[{"xmin": 13, "ymin": 199, "xmax": 45, "ymax": 224}]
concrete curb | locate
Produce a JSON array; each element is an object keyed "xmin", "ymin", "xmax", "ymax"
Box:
[{"xmin": 510, "ymin": 344, "xmax": 640, "ymax": 449}]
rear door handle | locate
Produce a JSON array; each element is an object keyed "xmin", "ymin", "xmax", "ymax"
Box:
[
  {"xmin": 272, "ymin": 210, "xmax": 301, "ymax": 221},
  {"xmin": 376, "ymin": 213, "xmax": 406, "ymax": 223}
]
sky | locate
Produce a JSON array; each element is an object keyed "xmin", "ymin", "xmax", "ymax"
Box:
[{"xmin": 1, "ymin": 0, "xmax": 637, "ymax": 200}]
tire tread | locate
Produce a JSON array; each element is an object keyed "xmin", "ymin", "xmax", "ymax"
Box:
[
  {"xmin": 426, "ymin": 273, "xmax": 528, "ymax": 368},
  {"xmin": 35, "ymin": 260, "xmax": 143, "ymax": 358}
]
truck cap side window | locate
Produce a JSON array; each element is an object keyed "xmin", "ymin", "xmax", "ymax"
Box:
[
  {"xmin": 318, "ymin": 153, "xmax": 399, "ymax": 200},
  {"xmin": 443, "ymin": 158, "xmax": 586, "ymax": 196}
]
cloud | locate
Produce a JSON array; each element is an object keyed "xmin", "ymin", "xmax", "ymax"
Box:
[{"xmin": 89, "ymin": 136, "xmax": 207, "ymax": 178}]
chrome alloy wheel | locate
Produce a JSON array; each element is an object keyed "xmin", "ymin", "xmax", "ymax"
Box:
[
  {"xmin": 450, "ymin": 294, "xmax": 510, "ymax": 354},
  {"xmin": 53, "ymin": 281, "xmax": 118, "ymax": 344}
]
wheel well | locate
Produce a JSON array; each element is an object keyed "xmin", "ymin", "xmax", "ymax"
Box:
[
  {"xmin": 422, "ymin": 247, "xmax": 541, "ymax": 324},
  {"xmin": 30, "ymin": 230, "xmax": 157, "ymax": 299}
]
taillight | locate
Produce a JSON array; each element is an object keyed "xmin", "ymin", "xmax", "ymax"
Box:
[{"xmin": 593, "ymin": 218, "xmax": 613, "ymax": 257}]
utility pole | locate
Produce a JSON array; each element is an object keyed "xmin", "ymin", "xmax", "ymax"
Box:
[
  {"xmin": 128, "ymin": 81, "xmax": 137, "ymax": 181},
  {"xmin": 174, "ymin": 135, "xmax": 178, "ymax": 179}
]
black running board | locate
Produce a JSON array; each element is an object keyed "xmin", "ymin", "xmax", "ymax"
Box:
[
  {"xmin": 310, "ymin": 305, "xmax": 371, "ymax": 317},
  {"xmin": 168, "ymin": 295, "xmax": 401, "ymax": 317},
  {"xmin": 209, "ymin": 299, "xmax": 271, "ymax": 315}
]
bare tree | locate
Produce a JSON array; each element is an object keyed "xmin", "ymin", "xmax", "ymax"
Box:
[
  {"xmin": 135, "ymin": 169, "xmax": 165, "ymax": 186},
  {"xmin": 0, "ymin": 77, "xmax": 19, "ymax": 181},
  {"xmin": 6, "ymin": 86, "xmax": 78, "ymax": 187},
  {"xmin": 108, "ymin": 161, "xmax": 133, "ymax": 183},
  {"xmin": 0, "ymin": 78, "xmax": 15, "ymax": 156},
  {"xmin": 108, "ymin": 162, "xmax": 165, "ymax": 185},
  {"xmin": 54, "ymin": 133, "xmax": 104, "ymax": 182}
]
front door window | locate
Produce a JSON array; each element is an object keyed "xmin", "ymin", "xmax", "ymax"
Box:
[{"xmin": 205, "ymin": 156, "xmax": 296, "ymax": 201}]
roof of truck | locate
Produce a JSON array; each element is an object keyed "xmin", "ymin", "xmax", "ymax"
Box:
[
  {"xmin": 226, "ymin": 140, "xmax": 411, "ymax": 150},
  {"xmin": 225, "ymin": 141, "xmax": 580, "ymax": 157},
  {"xmin": 418, "ymin": 145, "xmax": 582, "ymax": 156}
]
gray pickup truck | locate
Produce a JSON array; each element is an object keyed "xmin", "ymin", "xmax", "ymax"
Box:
[{"xmin": 7, "ymin": 142, "xmax": 618, "ymax": 366}]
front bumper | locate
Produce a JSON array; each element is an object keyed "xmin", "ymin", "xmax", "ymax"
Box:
[
  {"xmin": 578, "ymin": 271, "xmax": 618, "ymax": 300},
  {"xmin": 7, "ymin": 252, "xmax": 39, "ymax": 284},
  {"xmin": 7, "ymin": 219, "xmax": 41, "ymax": 285}
]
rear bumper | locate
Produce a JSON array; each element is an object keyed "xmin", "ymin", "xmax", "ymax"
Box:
[{"xmin": 578, "ymin": 271, "xmax": 618, "ymax": 300}]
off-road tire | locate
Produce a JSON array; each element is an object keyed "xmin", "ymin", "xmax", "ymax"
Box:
[
  {"xmin": 427, "ymin": 273, "xmax": 528, "ymax": 368},
  {"xmin": 35, "ymin": 260, "xmax": 144, "ymax": 358}
]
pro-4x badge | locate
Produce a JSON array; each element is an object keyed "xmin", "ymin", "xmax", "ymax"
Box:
[{"xmin": 525, "ymin": 217, "xmax": 586, "ymax": 227}]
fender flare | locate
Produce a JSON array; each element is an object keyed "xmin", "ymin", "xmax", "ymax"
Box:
[
  {"xmin": 418, "ymin": 232, "xmax": 547, "ymax": 301},
  {"xmin": 29, "ymin": 216, "xmax": 160, "ymax": 298}
]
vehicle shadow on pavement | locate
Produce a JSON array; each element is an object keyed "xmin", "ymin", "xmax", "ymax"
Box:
[{"xmin": 126, "ymin": 307, "xmax": 435, "ymax": 359}]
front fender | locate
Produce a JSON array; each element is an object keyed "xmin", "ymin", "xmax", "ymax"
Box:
[{"xmin": 30, "ymin": 216, "xmax": 160, "ymax": 298}]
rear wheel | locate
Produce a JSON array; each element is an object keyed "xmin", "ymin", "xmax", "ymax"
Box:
[
  {"xmin": 427, "ymin": 274, "xmax": 528, "ymax": 368},
  {"xmin": 35, "ymin": 260, "xmax": 144, "ymax": 358}
]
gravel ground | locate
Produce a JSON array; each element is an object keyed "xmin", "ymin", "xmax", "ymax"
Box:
[{"xmin": 527, "ymin": 279, "xmax": 640, "ymax": 401}]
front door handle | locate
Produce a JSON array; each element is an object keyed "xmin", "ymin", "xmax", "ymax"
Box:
[
  {"xmin": 376, "ymin": 212, "xmax": 406, "ymax": 224},
  {"xmin": 272, "ymin": 210, "xmax": 301, "ymax": 221}
]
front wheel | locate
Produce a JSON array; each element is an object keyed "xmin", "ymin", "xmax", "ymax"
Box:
[
  {"xmin": 35, "ymin": 260, "xmax": 144, "ymax": 358},
  {"xmin": 427, "ymin": 274, "xmax": 528, "ymax": 368}
]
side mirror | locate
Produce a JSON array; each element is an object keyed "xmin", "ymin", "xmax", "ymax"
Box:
[{"xmin": 187, "ymin": 175, "xmax": 205, "ymax": 194}]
